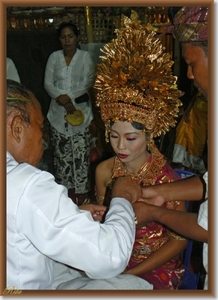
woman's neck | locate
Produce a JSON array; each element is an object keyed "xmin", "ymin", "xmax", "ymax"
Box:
[
  {"xmin": 64, "ymin": 48, "xmax": 77, "ymax": 58},
  {"xmin": 123, "ymin": 151, "xmax": 151, "ymax": 174}
]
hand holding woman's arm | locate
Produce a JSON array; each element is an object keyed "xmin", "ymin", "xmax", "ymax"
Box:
[
  {"xmin": 140, "ymin": 176, "xmax": 204, "ymax": 205},
  {"xmin": 132, "ymin": 201, "xmax": 208, "ymax": 243},
  {"xmin": 111, "ymin": 176, "xmax": 142, "ymax": 204}
]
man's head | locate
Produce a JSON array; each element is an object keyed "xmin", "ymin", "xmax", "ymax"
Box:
[
  {"xmin": 168, "ymin": 6, "xmax": 208, "ymax": 99},
  {"xmin": 181, "ymin": 42, "xmax": 208, "ymax": 99},
  {"xmin": 6, "ymin": 79, "xmax": 44, "ymax": 166}
]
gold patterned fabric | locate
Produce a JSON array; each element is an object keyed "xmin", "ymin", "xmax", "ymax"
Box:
[{"xmin": 94, "ymin": 11, "xmax": 183, "ymax": 140}]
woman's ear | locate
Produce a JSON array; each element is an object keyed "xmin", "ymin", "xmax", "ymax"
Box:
[{"xmin": 10, "ymin": 115, "xmax": 24, "ymax": 143}]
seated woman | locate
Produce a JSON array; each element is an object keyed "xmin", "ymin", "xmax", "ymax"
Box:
[{"xmin": 93, "ymin": 11, "xmax": 188, "ymax": 290}]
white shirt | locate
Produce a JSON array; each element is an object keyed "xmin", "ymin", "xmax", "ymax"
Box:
[
  {"xmin": 7, "ymin": 152, "xmax": 136, "ymax": 289},
  {"xmin": 6, "ymin": 57, "xmax": 20, "ymax": 83},
  {"xmin": 197, "ymin": 171, "xmax": 208, "ymax": 289},
  {"xmin": 44, "ymin": 49, "xmax": 95, "ymax": 135}
]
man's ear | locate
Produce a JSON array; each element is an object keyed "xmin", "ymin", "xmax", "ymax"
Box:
[{"xmin": 10, "ymin": 115, "xmax": 25, "ymax": 143}]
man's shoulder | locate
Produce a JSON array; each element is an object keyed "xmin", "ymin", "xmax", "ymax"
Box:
[{"xmin": 7, "ymin": 160, "xmax": 53, "ymax": 183}]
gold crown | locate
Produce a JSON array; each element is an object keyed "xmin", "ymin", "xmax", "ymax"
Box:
[{"xmin": 94, "ymin": 11, "xmax": 184, "ymax": 138}]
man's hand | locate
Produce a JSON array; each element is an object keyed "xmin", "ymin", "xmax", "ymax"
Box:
[
  {"xmin": 139, "ymin": 185, "xmax": 165, "ymax": 206},
  {"xmin": 132, "ymin": 202, "xmax": 155, "ymax": 227},
  {"xmin": 111, "ymin": 176, "xmax": 142, "ymax": 204},
  {"xmin": 79, "ymin": 204, "xmax": 106, "ymax": 222}
]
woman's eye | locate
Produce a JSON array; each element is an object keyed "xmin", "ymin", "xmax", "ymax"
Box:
[
  {"xmin": 110, "ymin": 135, "xmax": 118, "ymax": 139},
  {"xmin": 127, "ymin": 138, "xmax": 136, "ymax": 141}
]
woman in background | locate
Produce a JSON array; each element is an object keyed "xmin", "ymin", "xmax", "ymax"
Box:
[{"xmin": 44, "ymin": 21, "xmax": 95, "ymax": 204}]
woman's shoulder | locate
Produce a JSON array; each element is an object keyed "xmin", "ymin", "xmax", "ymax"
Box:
[
  {"xmin": 77, "ymin": 49, "xmax": 91, "ymax": 57},
  {"xmin": 49, "ymin": 49, "xmax": 62, "ymax": 58},
  {"xmin": 96, "ymin": 156, "xmax": 115, "ymax": 169},
  {"xmin": 95, "ymin": 156, "xmax": 115, "ymax": 177},
  {"xmin": 77, "ymin": 48, "xmax": 88, "ymax": 54}
]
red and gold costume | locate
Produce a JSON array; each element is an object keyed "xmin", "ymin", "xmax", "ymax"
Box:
[{"xmin": 94, "ymin": 11, "xmax": 186, "ymax": 289}]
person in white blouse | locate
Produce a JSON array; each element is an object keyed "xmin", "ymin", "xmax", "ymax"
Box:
[
  {"xmin": 6, "ymin": 79, "xmax": 153, "ymax": 290},
  {"xmin": 6, "ymin": 57, "xmax": 20, "ymax": 83},
  {"xmin": 44, "ymin": 22, "xmax": 95, "ymax": 204}
]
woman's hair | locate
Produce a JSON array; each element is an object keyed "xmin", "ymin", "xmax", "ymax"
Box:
[
  {"xmin": 6, "ymin": 79, "xmax": 38, "ymax": 124},
  {"xmin": 57, "ymin": 21, "xmax": 80, "ymax": 37},
  {"xmin": 110, "ymin": 120, "xmax": 145, "ymax": 131},
  {"xmin": 131, "ymin": 121, "xmax": 145, "ymax": 131}
]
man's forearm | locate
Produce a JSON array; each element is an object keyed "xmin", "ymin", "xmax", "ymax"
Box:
[
  {"xmin": 133, "ymin": 200, "xmax": 208, "ymax": 243},
  {"xmin": 151, "ymin": 206, "xmax": 208, "ymax": 243},
  {"xmin": 159, "ymin": 176, "xmax": 205, "ymax": 202}
]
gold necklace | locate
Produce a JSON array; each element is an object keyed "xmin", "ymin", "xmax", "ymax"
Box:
[
  {"xmin": 112, "ymin": 144, "xmax": 166, "ymax": 186},
  {"xmin": 123, "ymin": 159, "xmax": 150, "ymax": 178}
]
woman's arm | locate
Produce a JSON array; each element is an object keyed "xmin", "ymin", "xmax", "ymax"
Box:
[
  {"xmin": 44, "ymin": 53, "xmax": 74, "ymax": 111},
  {"xmin": 95, "ymin": 158, "xmax": 113, "ymax": 205},
  {"xmin": 44, "ymin": 53, "xmax": 62, "ymax": 99},
  {"xmin": 126, "ymin": 199, "xmax": 188, "ymax": 276},
  {"xmin": 125, "ymin": 236, "xmax": 187, "ymax": 276}
]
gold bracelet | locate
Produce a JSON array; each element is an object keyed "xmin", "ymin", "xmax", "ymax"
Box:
[
  {"xmin": 96, "ymin": 195, "xmax": 105, "ymax": 205},
  {"xmin": 167, "ymin": 229, "xmax": 186, "ymax": 240}
]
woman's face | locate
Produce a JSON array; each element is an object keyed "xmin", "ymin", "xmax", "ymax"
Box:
[
  {"xmin": 109, "ymin": 120, "xmax": 147, "ymax": 163},
  {"xmin": 59, "ymin": 27, "xmax": 79, "ymax": 51}
]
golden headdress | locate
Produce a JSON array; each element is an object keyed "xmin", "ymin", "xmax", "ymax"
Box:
[{"xmin": 94, "ymin": 11, "xmax": 184, "ymax": 140}]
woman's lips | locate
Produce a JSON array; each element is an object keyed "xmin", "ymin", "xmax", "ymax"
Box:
[{"xmin": 117, "ymin": 153, "xmax": 128, "ymax": 159}]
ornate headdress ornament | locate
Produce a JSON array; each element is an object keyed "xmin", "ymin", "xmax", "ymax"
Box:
[
  {"xmin": 94, "ymin": 11, "xmax": 183, "ymax": 140},
  {"xmin": 167, "ymin": 6, "xmax": 208, "ymax": 42}
]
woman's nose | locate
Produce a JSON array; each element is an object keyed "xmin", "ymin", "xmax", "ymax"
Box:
[{"xmin": 117, "ymin": 139, "xmax": 126, "ymax": 150}]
